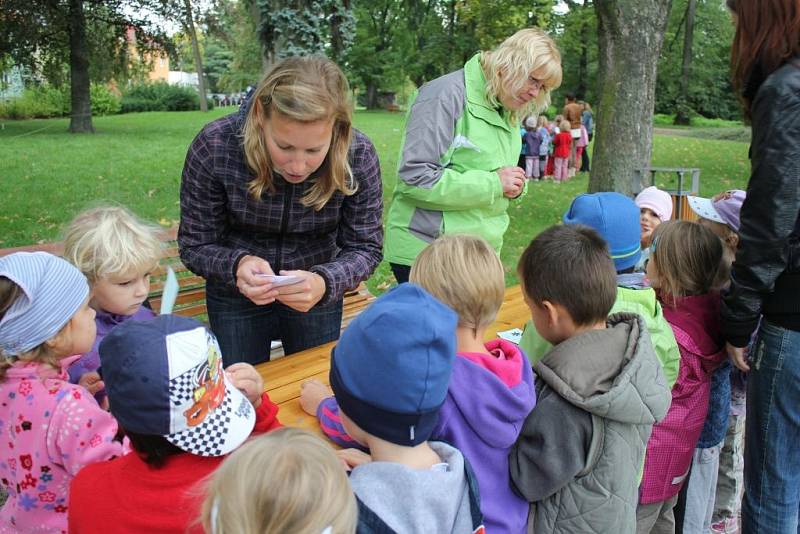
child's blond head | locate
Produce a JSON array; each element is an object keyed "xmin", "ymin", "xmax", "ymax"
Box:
[
  {"xmin": 559, "ymin": 119, "xmax": 571, "ymax": 132},
  {"xmin": 648, "ymin": 220, "xmax": 723, "ymax": 299},
  {"xmin": 201, "ymin": 428, "xmax": 357, "ymax": 534},
  {"xmin": 410, "ymin": 234, "xmax": 505, "ymax": 332},
  {"xmin": 63, "ymin": 206, "xmax": 162, "ymax": 283}
]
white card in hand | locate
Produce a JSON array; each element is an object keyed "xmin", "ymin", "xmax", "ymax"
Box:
[
  {"xmin": 160, "ymin": 266, "xmax": 179, "ymax": 315},
  {"xmin": 255, "ymin": 273, "xmax": 303, "ymax": 287},
  {"xmin": 497, "ymin": 328, "xmax": 523, "ymax": 345}
]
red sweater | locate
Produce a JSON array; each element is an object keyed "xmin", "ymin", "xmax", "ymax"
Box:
[
  {"xmin": 553, "ymin": 131, "xmax": 572, "ymax": 158},
  {"xmin": 68, "ymin": 392, "xmax": 281, "ymax": 534}
]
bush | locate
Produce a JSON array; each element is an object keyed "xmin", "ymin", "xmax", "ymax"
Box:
[
  {"xmin": 121, "ymin": 82, "xmax": 201, "ymax": 113},
  {"xmin": 90, "ymin": 84, "xmax": 121, "ymax": 116},
  {"xmin": 0, "ymin": 86, "xmax": 68, "ymax": 119}
]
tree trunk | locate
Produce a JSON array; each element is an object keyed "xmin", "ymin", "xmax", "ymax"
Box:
[
  {"xmin": 366, "ymin": 83, "xmax": 378, "ymax": 109},
  {"xmin": 250, "ymin": 0, "xmax": 270, "ymax": 72},
  {"xmin": 183, "ymin": 0, "xmax": 208, "ymax": 112},
  {"xmin": 67, "ymin": 0, "xmax": 93, "ymax": 133},
  {"xmin": 674, "ymin": 0, "xmax": 696, "ymax": 125},
  {"xmin": 329, "ymin": 0, "xmax": 351, "ymax": 64},
  {"xmin": 576, "ymin": 2, "xmax": 590, "ymax": 98},
  {"xmin": 590, "ymin": 0, "xmax": 672, "ymax": 195}
]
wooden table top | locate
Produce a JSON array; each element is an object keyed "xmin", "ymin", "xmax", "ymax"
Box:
[{"xmin": 256, "ymin": 284, "xmax": 529, "ymax": 438}]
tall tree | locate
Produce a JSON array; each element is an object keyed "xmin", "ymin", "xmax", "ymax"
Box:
[
  {"xmin": 182, "ymin": 0, "xmax": 208, "ymax": 111},
  {"xmin": 590, "ymin": 0, "xmax": 672, "ymax": 194},
  {"xmin": 674, "ymin": 0, "xmax": 696, "ymax": 125},
  {"xmin": 1, "ymin": 1, "xmax": 168, "ymax": 133}
]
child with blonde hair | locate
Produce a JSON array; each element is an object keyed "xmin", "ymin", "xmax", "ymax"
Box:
[
  {"xmin": 637, "ymin": 221, "xmax": 728, "ymax": 534},
  {"xmin": 551, "ymin": 119, "xmax": 573, "ymax": 182},
  {"xmin": 0, "ymin": 252, "xmax": 127, "ymax": 532},
  {"xmin": 301, "ymin": 234, "xmax": 535, "ymax": 533},
  {"xmin": 62, "ymin": 205, "xmax": 162, "ymax": 394},
  {"xmin": 536, "ymin": 115, "xmax": 551, "ymax": 177},
  {"xmin": 201, "ymin": 428, "xmax": 357, "ymax": 534}
]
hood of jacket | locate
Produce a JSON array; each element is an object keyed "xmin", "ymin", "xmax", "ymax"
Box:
[
  {"xmin": 534, "ymin": 312, "xmax": 671, "ymax": 425},
  {"xmin": 349, "ymin": 441, "xmax": 475, "ymax": 534},
  {"xmin": 662, "ymin": 292, "xmax": 724, "ymax": 369},
  {"xmin": 441, "ymin": 339, "xmax": 536, "ymax": 449}
]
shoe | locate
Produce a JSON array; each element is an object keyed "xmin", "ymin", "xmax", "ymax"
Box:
[{"xmin": 710, "ymin": 516, "xmax": 738, "ymax": 534}]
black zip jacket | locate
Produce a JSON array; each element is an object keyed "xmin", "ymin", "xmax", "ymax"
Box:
[{"xmin": 721, "ymin": 58, "xmax": 800, "ymax": 347}]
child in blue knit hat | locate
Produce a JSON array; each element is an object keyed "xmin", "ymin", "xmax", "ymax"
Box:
[
  {"xmin": 0, "ymin": 252, "xmax": 127, "ymax": 533},
  {"xmin": 519, "ymin": 192, "xmax": 681, "ymax": 390},
  {"xmin": 328, "ymin": 283, "xmax": 485, "ymax": 534}
]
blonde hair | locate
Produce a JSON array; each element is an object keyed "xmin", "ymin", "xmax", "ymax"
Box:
[
  {"xmin": 559, "ymin": 119, "xmax": 571, "ymax": 132},
  {"xmin": 697, "ymin": 218, "xmax": 737, "ymax": 290},
  {"xmin": 201, "ymin": 428, "xmax": 357, "ymax": 534},
  {"xmin": 480, "ymin": 28, "xmax": 562, "ymax": 123},
  {"xmin": 410, "ymin": 234, "xmax": 505, "ymax": 332},
  {"xmin": 0, "ymin": 277, "xmax": 71, "ymax": 380},
  {"xmin": 537, "ymin": 115, "xmax": 548, "ymax": 128},
  {"xmin": 63, "ymin": 206, "xmax": 162, "ymax": 284},
  {"xmin": 650, "ymin": 221, "xmax": 723, "ymax": 300},
  {"xmin": 243, "ymin": 56, "xmax": 355, "ymax": 211}
]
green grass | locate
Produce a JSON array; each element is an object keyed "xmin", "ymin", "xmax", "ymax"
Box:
[{"xmin": 0, "ymin": 110, "xmax": 750, "ymax": 293}]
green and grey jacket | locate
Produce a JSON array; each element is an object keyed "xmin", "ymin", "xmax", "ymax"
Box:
[
  {"xmin": 510, "ymin": 313, "xmax": 672, "ymax": 534},
  {"xmin": 384, "ymin": 53, "xmax": 524, "ymax": 266}
]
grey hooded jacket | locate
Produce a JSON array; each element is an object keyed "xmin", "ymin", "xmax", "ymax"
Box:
[{"xmin": 510, "ymin": 313, "xmax": 671, "ymax": 533}]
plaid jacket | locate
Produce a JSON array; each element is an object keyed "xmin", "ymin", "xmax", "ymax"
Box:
[{"xmin": 178, "ymin": 108, "xmax": 383, "ymax": 307}]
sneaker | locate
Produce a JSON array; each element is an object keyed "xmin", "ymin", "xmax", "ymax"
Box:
[{"xmin": 710, "ymin": 516, "xmax": 738, "ymax": 534}]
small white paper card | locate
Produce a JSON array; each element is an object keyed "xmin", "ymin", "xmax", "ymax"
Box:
[
  {"xmin": 254, "ymin": 274, "xmax": 303, "ymax": 287},
  {"xmin": 160, "ymin": 266, "xmax": 179, "ymax": 315},
  {"xmin": 497, "ymin": 328, "xmax": 523, "ymax": 345}
]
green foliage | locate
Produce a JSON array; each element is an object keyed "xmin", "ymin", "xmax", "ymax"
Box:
[
  {"xmin": 121, "ymin": 82, "xmax": 201, "ymax": 113},
  {"xmin": 656, "ymin": 0, "xmax": 739, "ymax": 120},
  {"xmin": 90, "ymin": 84, "xmax": 121, "ymax": 116},
  {"xmin": 0, "ymin": 86, "xmax": 68, "ymax": 119}
]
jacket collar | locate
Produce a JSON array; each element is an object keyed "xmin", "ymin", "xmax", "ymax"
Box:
[{"xmin": 464, "ymin": 54, "xmax": 513, "ymax": 132}]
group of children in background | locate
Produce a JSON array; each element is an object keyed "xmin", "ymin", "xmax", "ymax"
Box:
[
  {"xmin": 0, "ymin": 183, "xmax": 748, "ymax": 534},
  {"xmin": 520, "ymin": 111, "xmax": 589, "ymax": 183}
]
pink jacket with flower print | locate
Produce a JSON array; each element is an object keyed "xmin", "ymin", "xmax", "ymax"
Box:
[{"xmin": 0, "ymin": 356, "xmax": 127, "ymax": 533}]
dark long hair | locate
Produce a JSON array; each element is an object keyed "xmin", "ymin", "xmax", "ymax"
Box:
[{"xmin": 728, "ymin": 0, "xmax": 800, "ymax": 117}]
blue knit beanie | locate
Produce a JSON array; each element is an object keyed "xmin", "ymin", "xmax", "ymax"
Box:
[
  {"xmin": 563, "ymin": 192, "xmax": 642, "ymax": 272},
  {"xmin": 330, "ymin": 283, "xmax": 457, "ymax": 446}
]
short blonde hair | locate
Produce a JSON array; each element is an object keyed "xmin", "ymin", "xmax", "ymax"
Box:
[
  {"xmin": 650, "ymin": 221, "xmax": 723, "ymax": 300},
  {"xmin": 201, "ymin": 428, "xmax": 357, "ymax": 534},
  {"xmin": 481, "ymin": 28, "xmax": 562, "ymax": 122},
  {"xmin": 243, "ymin": 56, "xmax": 355, "ymax": 211},
  {"xmin": 559, "ymin": 119, "xmax": 571, "ymax": 132},
  {"xmin": 63, "ymin": 206, "xmax": 162, "ymax": 283},
  {"xmin": 410, "ymin": 234, "xmax": 505, "ymax": 332}
]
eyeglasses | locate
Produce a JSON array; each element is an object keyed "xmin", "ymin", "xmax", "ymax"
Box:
[{"xmin": 525, "ymin": 76, "xmax": 546, "ymax": 91}]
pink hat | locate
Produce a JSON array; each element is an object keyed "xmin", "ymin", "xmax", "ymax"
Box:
[
  {"xmin": 687, "ymin": 190, "xmax": 746, "ymax": 232},
  {"xmin": 635, "ymin": 186, "xmax": 673, "ymax": 222}
]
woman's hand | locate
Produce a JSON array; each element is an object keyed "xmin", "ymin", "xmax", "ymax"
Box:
[
  {"xmin": 274, "ymin": 270, "xmax": 327, "ymax": 312},
  {"xmin": 236, "ymin": 255, "xmax": 279, "ymax": 305},
  {"xmin": 727, "ymin": 342, "xmax": 750, "ymax": 372},
  {"xmin": 225, "ymin": 363, "xmax": 264, "ymax": 408},
  {"xmin": 497, "ymin": 166, "xmax": 526, "ymax": 198}
]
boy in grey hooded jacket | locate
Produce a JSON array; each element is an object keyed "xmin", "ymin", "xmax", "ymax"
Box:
[{"xmin": 510, "ymin": 225, "xmax": 672, "ymax": 533}]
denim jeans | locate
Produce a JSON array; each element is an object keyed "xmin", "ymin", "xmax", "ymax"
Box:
[
  {"xmin": 742, "ymin": 320, "xmax": 800, "ymax": 534},
  {"xmin": 683, "ymin": 442, "xmax": 723, "ymax": 533},
  {"xmin": 206, "ymin": 287, "xmax": 343, "ymax": 366}
]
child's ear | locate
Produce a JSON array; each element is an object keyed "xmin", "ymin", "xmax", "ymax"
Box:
[
  {"xmin": 541, "ymin": 300, "xmax": 559, "ymax": 327},
  {"xmin": 727, "ymin": 233, "xmax": 739, "ymax": 251}
]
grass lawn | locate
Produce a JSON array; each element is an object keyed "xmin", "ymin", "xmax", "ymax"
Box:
[{"xmin": 0, "ymin": 109, "xmax": 751, "ymax": 292}]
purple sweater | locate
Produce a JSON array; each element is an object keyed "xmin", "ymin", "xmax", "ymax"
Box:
[
  {"xmin": 67, "ymin": 305, "xmax": 156, "ymax": 383},
  {"xmin": 318, "ymin": 339, "xmax": 536, "ymax": 534}
]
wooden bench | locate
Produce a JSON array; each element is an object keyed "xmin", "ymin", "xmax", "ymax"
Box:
[
  {"xmin": 0, "ymin": 227, "xmax": 376, "ymax": 356},
  {"xmin": 258, "ymin": 284, "xmax": 529, "ymax": 438}
]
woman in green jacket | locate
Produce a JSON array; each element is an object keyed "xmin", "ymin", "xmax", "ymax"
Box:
[{"xmin": 384, "ymin": 28, "xmax": 562, "ymax": 283}]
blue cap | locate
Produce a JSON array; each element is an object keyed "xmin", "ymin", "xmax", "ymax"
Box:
[
  {"xmin": 563, "ymin": 192, "xmax": 642, "ymax": 272},
  {"xmin": 100, "ymin": 315, "xmax": 256, "ymax": 457},
  {"xmin": 330, "ymin": 283, "xmax": 457, "ymax": 446}
]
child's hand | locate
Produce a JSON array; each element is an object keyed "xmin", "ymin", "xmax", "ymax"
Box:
[
  {"xmin": 299, "ymin": 379, "xmax": 334, "ymax": 416},
  {"xmin": 336, "ymin": 448, "xmax": 372, "ymax": 471},
  {"xmin": 225, "ymin": 363, "xmax": 264, "ymax": 408},
  {"xmin": 78, "ymin": 372, "xmax": 105, "ymax": 396}
]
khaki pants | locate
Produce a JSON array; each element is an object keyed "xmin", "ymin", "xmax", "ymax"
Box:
[{"xmin": 637, "ymin": 494, "xmax": 679, "ymax": 534}]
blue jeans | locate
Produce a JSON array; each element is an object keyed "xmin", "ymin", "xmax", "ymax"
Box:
[
  {"xmin": 206, "ymin": 288, "xmax": 343, "ymax": 366},
  {"xmin": 742, "ymin": 320, "xmax": 800, "ymax": 534}
]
